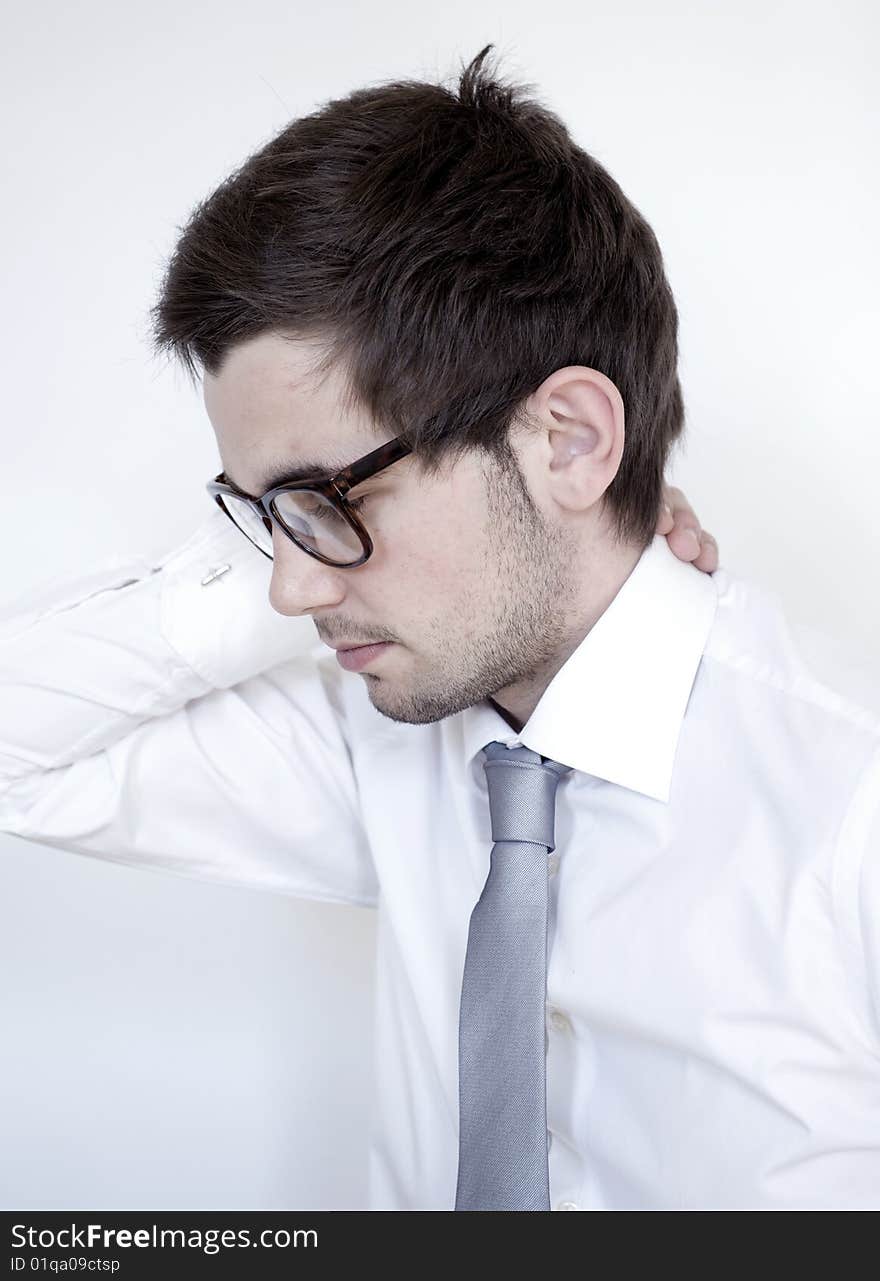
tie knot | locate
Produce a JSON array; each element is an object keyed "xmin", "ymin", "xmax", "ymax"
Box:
[{"xmin": 481, "ymin": 741, "xmax": 570, "ymax": 851}]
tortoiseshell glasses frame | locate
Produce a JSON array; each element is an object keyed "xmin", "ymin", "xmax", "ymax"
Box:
[{"xmin": 206, "ymin": 436, "xmax": 413, "ymax": 568}]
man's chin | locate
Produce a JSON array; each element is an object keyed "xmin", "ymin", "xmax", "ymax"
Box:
[
  {"xmin": 364, "ymin": 683, "xmax": 448, "ymax": 725},
  {"xmin": 362, "ymin": 676, "xmax": 485, "ymax": 726}
]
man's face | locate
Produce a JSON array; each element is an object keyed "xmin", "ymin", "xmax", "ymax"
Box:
[{"xmin": 203, "ymin": 331, "xmax": 582, "ymax": 727}]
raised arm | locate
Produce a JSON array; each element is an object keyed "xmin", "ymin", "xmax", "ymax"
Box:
[{"xmin": 0, "ymin": 505, "xmax": 378, "ymax": 908}]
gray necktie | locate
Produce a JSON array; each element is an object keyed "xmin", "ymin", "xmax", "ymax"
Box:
[{"xmin": 454, "ymin": 740, "xmax": 571, "ymax": 1211}]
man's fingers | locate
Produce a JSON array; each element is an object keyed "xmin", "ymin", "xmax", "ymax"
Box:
[
  {"xmin": 657, "ymin": 485, "xmax": 719, "ymax": 573},
  {"xmin": 666, "ymin": 514, "xmax": 719, "ymax": 570},
  {"xmin": 657, "ymin": 490, "xmax": 700, "ymax": 549},
  {"xmin": 693, "ymin": 532, "xmax": 718, "ymax": 573},
  {"xmin": 657, "ymin": 501, "xmax": 675, "ymax": 535},
  {"xmin": 666, "ymin": 522, "xmax": 703, "ymax": 562},
  {"xmin": 663, "ymin": 483, "xmax": 690, "ymax": 511},
  {"xmin": 658, "ymin": 483, "xmax": 694, "ymax": 532}
]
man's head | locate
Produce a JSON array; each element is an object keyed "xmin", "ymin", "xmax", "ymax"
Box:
[
  {"xmin": 202, "ymin": 331, "xmax": 640, "ymax": 727},
  {"xmin": 151, "ymin": 45, "xmax": 684, "ymax": 728}
]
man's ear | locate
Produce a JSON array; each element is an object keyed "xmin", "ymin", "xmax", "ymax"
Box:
[{"xmin": 521, "ymin": 366, "xmax": 625, "ymax": 512}]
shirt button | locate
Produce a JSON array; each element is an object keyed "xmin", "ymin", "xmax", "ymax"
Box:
[
  {"xmin": 547, "ymin": 853, "xmax": 560, "ymax": 878},
  {"xmin": 556, "ymin": 1200, "xmax": 580, "ymax": 1211},
  {"xmin": 547, "ymin": 1007, "xmax": 572, "ymax": 1034}
]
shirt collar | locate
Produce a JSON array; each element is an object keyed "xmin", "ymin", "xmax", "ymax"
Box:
[{"xmin": 460, "ymin": 534, "xmax": 719, "ymax": 804}]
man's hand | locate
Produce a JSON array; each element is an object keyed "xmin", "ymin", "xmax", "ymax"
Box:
[{"xmin": 657, "ymin": 484, "xmax": 718, "ymax": 574}]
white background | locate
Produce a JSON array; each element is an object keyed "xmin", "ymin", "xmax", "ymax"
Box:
[{"xmin": 1, "ymin": 0, "xmax": 877, "ymax": 1208}]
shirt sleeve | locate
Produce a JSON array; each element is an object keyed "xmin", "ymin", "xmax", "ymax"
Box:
[
  {"xmin": 0, "ymin": 504, "xmax": 379, "ymax": 908},
  {"xmin": 833, "ymin": 739, "xmax": 880, "ymax": 1047}
]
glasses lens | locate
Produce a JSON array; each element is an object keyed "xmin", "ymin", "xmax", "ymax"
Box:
[
  {"xmin": 218, "ymin": 494, "xmax": 274, "ymax": 556},
  {"xmin": 272, "ymin": 490, "xmax": 365, "ymax": 565},
  {"xmin": 217, "ymin": 491, "xmax": 364, "ymax": 565}
]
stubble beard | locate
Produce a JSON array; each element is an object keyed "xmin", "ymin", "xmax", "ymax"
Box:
[{"xmin": 363, "ymin": 459, "xmax": 577, "ymax": 725}]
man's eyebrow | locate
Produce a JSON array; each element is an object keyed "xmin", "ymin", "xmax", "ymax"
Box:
[{"xmin": 224, "ymin": 457, "xmax": 351, "ymax": 497}]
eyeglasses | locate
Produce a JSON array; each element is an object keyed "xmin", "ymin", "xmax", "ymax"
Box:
[{"xmin": 205, "ymin": 435, "xmax": 412, "ymax": 568}]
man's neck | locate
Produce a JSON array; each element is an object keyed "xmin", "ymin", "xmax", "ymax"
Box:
[{"xmin": 488, "ymin": 538, "xmax": 645, "ymax": 732}]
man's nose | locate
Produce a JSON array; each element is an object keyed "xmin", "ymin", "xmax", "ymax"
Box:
[{"xmin": 268, "ymin": 526, "xmax": 348, "ymax": 617}]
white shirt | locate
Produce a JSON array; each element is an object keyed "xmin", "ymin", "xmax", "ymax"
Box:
[{"xmin": 2, "ymin": 504, "xmax": 879, "ymax": 1210}]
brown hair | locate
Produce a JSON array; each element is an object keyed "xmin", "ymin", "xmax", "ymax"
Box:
[{"xmin": 149, "ymin": 44, "xmax": 684, "ymax": 550}]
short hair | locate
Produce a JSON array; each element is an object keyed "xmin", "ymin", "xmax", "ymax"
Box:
[{"xmin": 150, "ymin": 44, "xmax": 684, "ymax": 550}]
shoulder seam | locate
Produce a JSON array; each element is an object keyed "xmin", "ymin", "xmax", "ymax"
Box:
[{"xmin": 700, "ymin": 647, "xmax": 880, "ymax": 740}]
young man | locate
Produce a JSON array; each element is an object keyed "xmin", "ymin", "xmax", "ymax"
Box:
[{"xmin": 2, "ymin": 48, "xmax": 877, "ymax": 1211}]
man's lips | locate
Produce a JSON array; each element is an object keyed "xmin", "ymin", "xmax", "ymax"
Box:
[
  {"xmin": 331, "ymin": 641, "xmax": 393, "ymax": 672},
  {"xmin": 324, "ymin": 640, "xmax": 388, "ymax": 652}
]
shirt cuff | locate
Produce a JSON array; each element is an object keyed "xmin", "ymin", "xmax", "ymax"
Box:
[{"xmin": 157, "ymin": 503, "xmax": 320, "ymax": 689}]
